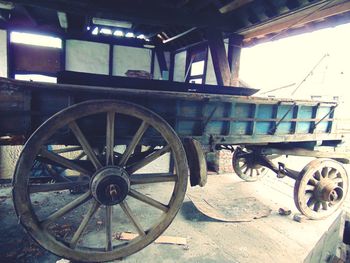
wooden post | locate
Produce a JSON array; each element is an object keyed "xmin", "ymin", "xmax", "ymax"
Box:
[
  {"xmin": 206, "ymin": 28, "xmax": 231, "ymax": 86},
  {"xmin": 155, "ymin": 49, "xmax": 168, "ymax": 80},
  {"xmin": 227, "ymin": 34, "xmax": 243, "ymax": 87}
]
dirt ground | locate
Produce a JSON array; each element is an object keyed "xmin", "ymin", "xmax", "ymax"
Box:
[{"xmin": 0, "ymin": 156, "xmax": 349, "ymax": 263}]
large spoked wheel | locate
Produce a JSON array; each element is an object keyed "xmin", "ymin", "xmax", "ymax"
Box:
[
  {"xmin": 294, "ymin": 158, "xmax": 348, "ymax": 220},
  {"xmin": 13, "ymin": 100, "xmax": 188, "ymax": 262},
  {"xmin": 232, "ymin": 147, "xmax": 268, "ymax": 182}
]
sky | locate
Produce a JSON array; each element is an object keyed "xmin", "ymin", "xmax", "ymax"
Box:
[{"xmin": 240, "ymin": 22, "xmax": 350, "ymax": 101}]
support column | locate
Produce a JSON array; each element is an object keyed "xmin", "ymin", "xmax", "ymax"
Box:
[
  {"xmin": 155, "ymin": 49, "xmax": 169, "ymax": 80},
  {"xmin": 206, "ymin": 28, "xmax": 231, "ymax": 86},
  {"xmin": 227, "ymin": 34, "xmax": 243, "ymax": 87}
]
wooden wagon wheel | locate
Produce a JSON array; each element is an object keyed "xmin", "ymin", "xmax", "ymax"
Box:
[
  {"xmin": 13, "ymin": 100, "xmax": 188, "ymax": 262},
  {"xmin": 294, "ymin": 158, "xmax": 348, "ymax": 220},
  {"xmin": 232, "ymin": 147, "xmax": 268, "ymax": 182}
]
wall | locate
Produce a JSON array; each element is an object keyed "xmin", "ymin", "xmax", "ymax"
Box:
[
  {"xmin": 0, "ymin": 37, "xmax": 169, "ymax": 179},
  {"xmin": 0, "ymin": 146, "xmax": 22, "ymax": 179},
  {"xmin": 66, "ymin": 40, "xmax": 110, "ymax": 74},
  {"xmin": 173, "ymin": 51, "xmax": 187, "ymax": 82},
  {"xmin": 113, "ymin": 46, "xmax": 152, "ymax": 76},
  {"xmin": 0, "ymin": 30, "xmax": 7, "ymax": 77},
  {"xmin": 0, "ymin": 30, "xmax": 15, "ymax": 179}
]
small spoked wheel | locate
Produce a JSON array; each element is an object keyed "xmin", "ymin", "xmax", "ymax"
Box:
[
  {"xmin": 294, "ymin": 158, "xmax": 348, "ymax": 219},
  {"xmin": 13, "ymin": 100, "xmax": 188, "ymax": 262},
  {"xmin": 232, "ymin": 147, "xmax": 268, "ymax": 182}
]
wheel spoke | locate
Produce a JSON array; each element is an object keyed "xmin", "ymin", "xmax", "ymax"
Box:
[
  {"xmin": 45, "ymin": 164, "xmax": 71, "ymax": 182},
  {"xmin": 120, "ymin": 201, "xmax": 145, "ymax": 236},
  {"xmin": 71, "ymin": 200, "xmax": 100, "ymax": 249},
  {"xmin": 249, "ymin": 169, "xmax": 253, "ymax": 177},
  {"xmin": 305, "ymin": 184, "xmax": 315, "ymax": 192},
  {"xmin": 313, "ymin": 171, "xmax": 321, "ymax": 181},
  {"xmin": 41, "ymin": 191, "xmax": 91, "ymax": 228},
  {"xmin": 106, "ymin": 112, "xmax": 115, "ymax": 166},
  {"xmin": 328, "ymin": 169, "xmax": 337, "ymax": 179},
  {"xmin": 313, "ymin": 201, "xmax": 321, "ymax": 212},
  {"xmin": 128, "ymin": 189, "xmax": 169, "ymax": 212},
  {"xmin": 130, "ymin": 173, "xmax": 177, "ymax": 185},
  {"xmin": 243, "ymin": 166, "xmax": 249, "ymax": 174},
  {"xmin": 52, "ymin": 146, "xmax": 83, "ymax": 154},
  {"xmin": 69, "ymin": 121, "xmax": 102, "ymax": 170},
  {"xmin": 29, "ymin": 181, "xmax": 88, "ymax": 193},
  {"xmin": 307, "ymin": 197, "xmax": 316, "ymax": 207},
  {"xmin": 127, "ymin": 145, "xmax": 171, "ymax": 174},
  {"xmin": 240, "ymin": 163, "xmax": 247, "ymax": 170},
  {"xmin": 119, "ymin": 121, "xmax": 149, "ymax": 166},
  {"xmin": 321, "ymin": 167, "xmax": 329, "ymax": 178},
  {"xmin": 106, "ymin": 206, "xmax": 113, "ymax": 251},
  {"xmin": 322, "ymin": 201, "xmax": 328, "ymax": 210},
  {"xmin": 75, "ymin": 152, "xmax": 86, "ymax": 160},
  {"xmin": 40, "ymin": 148, "xmax": 91, "ymax": 176},
  {"xmin": 256, "ymin": 169, "xmax": 260, "ymax": 176},
  {"xmin": 308, "ymin": 178, "xmax": 318, "ymax": 186},
  {"xmin": 332, "ymin": 177, "xmax": 343, "ymax": 184}
]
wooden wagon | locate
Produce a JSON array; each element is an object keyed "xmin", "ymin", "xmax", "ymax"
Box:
[{"xmin": 0, "ymin": 73, "xmax": 348, "ymax": 262}]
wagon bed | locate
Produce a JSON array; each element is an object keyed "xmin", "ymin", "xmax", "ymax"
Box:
[
  {"xmin": 1, "ymin": 74, "xmax": 349, "ymax": 262},
  {"xmin": 0, "ymin": 74, "xmax": 344, "ymax": 150}
]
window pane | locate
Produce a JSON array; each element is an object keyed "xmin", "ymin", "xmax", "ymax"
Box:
[
  {"xmin": 190, "ymin": 60, "xmax": 205, "ymax": 76},
  {"xmin": 189, "ymin": 78, "xmax": 202, "ymax": 84},
  {"xmin": 15, "ymin": 74, "xmax": 57, "ymax": 83},
  {"xmin": 10, "ymin": 32, "xmax": 62, "ymax": 49}
]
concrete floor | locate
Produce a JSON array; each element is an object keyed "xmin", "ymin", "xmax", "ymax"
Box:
[{"xmin": 0, "ymin": 158, "xmax": 349, "ymax": 263}]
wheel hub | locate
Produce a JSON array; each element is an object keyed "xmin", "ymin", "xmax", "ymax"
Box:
[
  {"xmin": 317, "ymin": 180, "xmax": 343, "ymax": 204},
  {"xmin": 90, "ymin": 166, "xmax": 130, "ymax": 206}
]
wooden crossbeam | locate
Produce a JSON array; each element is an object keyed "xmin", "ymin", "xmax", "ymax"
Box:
[
  {"xmin": 8, "ymin": 0, "xmax": 234, "ymax": 30},
  {"xmin": 219, "ymin": 0, "xmax": 253, "ymax": 14},
  {"xmin": 241, "ymin": 1, "xmax": 350, "ymax": 41}
]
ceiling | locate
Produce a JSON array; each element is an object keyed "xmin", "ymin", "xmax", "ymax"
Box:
[{"xmin": 0, "ymin": 0, "xmax": 350, "ymax": 50}]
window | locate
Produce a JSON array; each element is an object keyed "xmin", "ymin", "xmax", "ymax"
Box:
[
  {"xmin": 10, "ymin": 32, "xmax": 62, "ymax": 49},
  {"xmin": 190, "ymin": 61, "xmax": 205, "ymax": 76},
  {"xmin": 10, "ymin": 31, "xmax": 63, "ymax": 80},
  {"xmin": 186, "ymin": 46, "xmax": 207, "ymax": 85},
  {"xmin": 15, "ymin": 74, "xmax": 57, "ymax": 83},
  {"xmin": 189, "ymin": 78, "xmax": 203, "ymax": 84}
]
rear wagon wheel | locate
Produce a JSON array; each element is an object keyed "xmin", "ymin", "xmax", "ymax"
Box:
[{"xmin": 232, "ymin": 147, "xmax": 268, "ymax": 182}]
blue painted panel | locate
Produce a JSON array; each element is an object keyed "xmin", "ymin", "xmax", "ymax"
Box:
[
  {"xmin": 177, "ymin": 120, "xmax": 201, "ymax": 135},
  {"xmin": 207, "ymin": 121, "xmax": 224, "ymax": 135},
  {"xmin": 296, "ymin": 106, "xmax": 313, "ymax": 133},
  {"xmin": 276, "ymin": 105, "xmax": 293, "ymax": 134},
  {"xmin": 315, "ymin": 107, "xmax": 331, "ymax": 132},
  {"xmin": 256, "ymin": 104, "xmax": 273, "ymax": 134},
  {"xmin": 235, "ymin": 103, "xmax": 254, "ymax": 135}
]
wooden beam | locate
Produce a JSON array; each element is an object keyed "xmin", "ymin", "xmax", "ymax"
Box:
[
  {"xmin": 8, "ymin": 0, "xmax": 235, "ymax": 30},
  {"xmin": 219, "ymin": 0, "xmax": 253, "ymax": 14},
  {"xmin": 206, "ymin": 28, "xmax": 231, "ymax": 86},
  {"xmin": 241, "ymin": 0, "xmax": 350, "ymax": 41},
  {"xmin": 227, "ymin": 34, "xmax": 243, "ymax": 86},
  {"xmin": 155, "ymin": 49, "xmax": 168, "ymax": 75}
]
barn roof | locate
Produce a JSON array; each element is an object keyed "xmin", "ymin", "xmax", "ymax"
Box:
[{"xmin": 1, "ymin": 0, "xmax": 350, "ymax": 50}]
